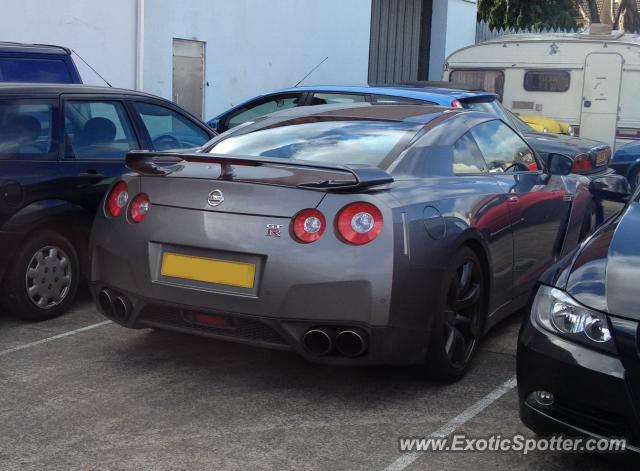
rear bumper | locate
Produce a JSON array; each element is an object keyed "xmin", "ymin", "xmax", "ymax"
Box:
[
  {"xmin": 517, "ymin": 315, "xmax": 640, "ymax": 452},
  {"xmin": 90, "ymin": 282, "xmax": 430, "ymax": 365},
  {"xmin": 580, "ymin": 167, "xmax": 616, "ymax": 180}
]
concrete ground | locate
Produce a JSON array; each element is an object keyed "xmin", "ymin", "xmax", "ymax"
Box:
[
  {"xmin": 0, "ymin": 292, "xmax": 633, "ymax": 471},
  {"xmin": 0, "ymin": 201, "xmax": 631, "ymax": 470}
]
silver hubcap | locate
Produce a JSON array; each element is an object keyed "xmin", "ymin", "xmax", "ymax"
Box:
[{"xmin": 25, "ymin": 245, "xmax": 72, "ymax": 310}]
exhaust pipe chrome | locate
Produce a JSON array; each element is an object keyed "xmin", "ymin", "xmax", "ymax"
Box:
[
  {"xmin": 113, "ymin": 295, "xmax": 132, "ymax": 321},
  {"xmin": 335, "ymin": 329, "xmax": 368, "ymax": 357},
  {"xmin": 98, "ymin": 289, "xmax": 115, "ymax": 316},
  {"xmin": 303, "ymin": 328, "xmax": 333, "ymax": 356}
]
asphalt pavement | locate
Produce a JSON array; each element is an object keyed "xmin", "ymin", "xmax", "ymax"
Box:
[{"xmin": 0, "ymin": 201, "xmax": 631, "ymax": 470}]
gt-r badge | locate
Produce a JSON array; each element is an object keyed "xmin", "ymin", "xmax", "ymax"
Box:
[
  {"xmin": 207, "ymin": 189, "xmax": 224, "ymax": 207},
  {"xmin": 265, "ymin": 224, "xmax": 283, "ymax": 237}
]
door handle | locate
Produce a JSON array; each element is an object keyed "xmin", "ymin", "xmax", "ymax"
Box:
[{"xmin": 508, "ymin": 195, "xmax": 519, "ymax": 203}]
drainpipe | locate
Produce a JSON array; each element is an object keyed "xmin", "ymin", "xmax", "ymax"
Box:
[{"xmin": 135, "ymin": 0, "xmax": 145, "ymax": 90}]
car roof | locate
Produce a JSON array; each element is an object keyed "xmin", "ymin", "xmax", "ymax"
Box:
[
  {"xmin": 0, "ymin": 41, "xmax": 71, "ymax": 55},
  {"xmin": 276, "ymin": 84, "xmax": 497, "ymax": 101},
  {"xmin": 254, "ymin": 102, "xmax": 474, "ymax": 125},
  {"xmin": 0, "ymin": 82, "xmax": 163, "ymax": 99}
]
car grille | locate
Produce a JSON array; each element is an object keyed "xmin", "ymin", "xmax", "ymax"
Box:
[{"xmin": 137, "ymin": 305, "xmax": 288, "ymax": 346}]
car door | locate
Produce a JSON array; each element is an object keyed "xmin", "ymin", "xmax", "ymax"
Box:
[
  {"xmin": 59, "ymin": 95, "xmax": 141, "ymax": 213},
  {"xmin": 130, "ymin": 100, "xmax": 213, "ymax": 151},
  {"xmin": 451, "ymin": 132, "xmax": 514, "ymax": 312},
  {"xmin": 218, "ymin": 92, "xmax": 306, "ymax": 132},
  {"xmin": 0, "ymin": 96, "xmax": 61, "ymax": 227},
  {"xmin": 469, "ymin": 119, "xmax": 572, "ymax": 297}
]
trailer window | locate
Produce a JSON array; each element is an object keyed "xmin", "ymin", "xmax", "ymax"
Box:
[
  {"xmin": 449, "ymin": 70, "xmax": 505, "ymax": 101},
  {"xmin": 523, "ymin": 70, "xmax": 570, "ymax": 92}
]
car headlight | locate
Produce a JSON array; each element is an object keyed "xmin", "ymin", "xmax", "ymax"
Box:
[
  {"xmin": 567, "ymin": 125, "xmax": 575, "ymax": 137},
  {"xmin": 531, "ymin": 285, "xmax": 617, "ymax": 354},
  {"xmin": 542, "ymin": 127, "xmax": 549, "ymax": 133}
]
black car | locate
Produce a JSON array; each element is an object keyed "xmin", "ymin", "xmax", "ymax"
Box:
[
  {"xmin": 517, "ymin": 175, "xmax": 640, "ymax": 452},
  {"xmin": 0, "ymin": 42, "xmax": 82, "ymax": 83},
  {"xmin": 0, "ymin": 83, "xmax": 216, "ymax": 320}
]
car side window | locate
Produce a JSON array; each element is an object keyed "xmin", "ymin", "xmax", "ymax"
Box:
[
  {"xmin": 64, "ymin": 100, "xmax": 139, "ymax": 160},
  {"xmin": 225, "ymin": 94, "xmax": 302, "ymax": 130},
  {"xmin": 133, "ymin": 101, "xmax": 210, "ymax": 150},
  {"xmin": 310, "ymin": 93, "xmax": 366, "ymax": 105},
  {"xmin": 371, "ymin": 95, "xmax": 434, "ymax": 105},
  {"xmin": 453, "ymin": 134, "xmax": 488, "ymax": 174},
  {"xmin": 469, "ymin": 120, "xmax": 539, "ymax": 172},
  {"xmin": 0, "ymin": 99, "xmax": 57, "ymax": 160}
]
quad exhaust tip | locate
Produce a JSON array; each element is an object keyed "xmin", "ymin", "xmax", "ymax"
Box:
[
  {"xmin": 98, "ymin": 289, "xmax": 115, "ymax": 316},
  {"xmin": 113, "ymin": 295, "xmax": 132, "ymax": 321},
  {"xmin": 335, "ymin": 329, "xmax": 368, "ymax": 357},
  {"xmin": 303, "ymin": 327, "xmax": 369, "ymax": 357},
  {"xmin": 98, "ymin": 289, "xmax": 131, "ymax": 321},
  {"xmin": 303, "ymin": 328, "xmax": 333, "ymax": 356}
]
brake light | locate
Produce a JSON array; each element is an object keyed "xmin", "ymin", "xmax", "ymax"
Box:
[
  {"xmin": 107, "ymin": 181, "xmax": 129, "ymax": 217},
  {"xmin": 572, "ymin": 153, "xmax": 593, "ymax": 172},
  {"xmin": 129, "ymin": 193, "xmax": 151, "ymax": 223},
  {"xmin": 451, "ymin": 99, "xmax": 463, "ymax": 109},
  {"xmin": 336, "ymin": 202, "xmax": 383, "ymax": 245},
  {"xmin": 291, "ymin": 209, "xmax": 326, "ymax": 243}
]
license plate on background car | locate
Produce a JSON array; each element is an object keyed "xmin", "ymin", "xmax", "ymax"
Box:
[
  {"xmin": 160, "ymin": 252, "xmax": 256, "ymax": 289},
  {"xmin": 595, "ymin": 150, "xmax": 609, "ymax": 166}
]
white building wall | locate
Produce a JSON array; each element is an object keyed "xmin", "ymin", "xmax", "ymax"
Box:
[
  {"xmin": 142, "ymin": 0, "xmax": 372, "ymax": 119},
  {"xmin": 429, "ymin": 0, "xmax": 477, "ymax": 79},
  {"xmin": 0, "ymin": 0, "xmax": 138, "ymax": 88}
]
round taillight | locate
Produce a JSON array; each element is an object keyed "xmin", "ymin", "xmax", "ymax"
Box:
[
  {"xmin": 451, "ymin": 99, "xmax": 463, "ymax": 109},
  {"xmin": 572, "ymin": 153, "xmax": 592, "ymax": 172},
  {"xmin": 107, "ymin": 181, "xmax": 129, "ymax": 217},
  {"xmin": 129, "ymin": 193, "xmax": 151, "ymax": 223},
  {"xmin": 336, "ymin": 202, "xmax": 383, "ymax": 245},
  {"xmin": 292, "ymin": 209, "xmax": 326, "ymax": 243}
]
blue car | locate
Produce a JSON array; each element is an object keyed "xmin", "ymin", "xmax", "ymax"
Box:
[
  {"xmin": 207, "ymin": 85, "xmax": 486, "ymax": 132},
  {"xmin": 0, "ymin": 42, "xmax": 82, "ymax": 84},
  {"xmin": 207, "ymin": 85, "xmax": 613, "ymax": 179},
  {"xmin": 611, "ymin": 141, "xmax": 640, "ymax": 189}
]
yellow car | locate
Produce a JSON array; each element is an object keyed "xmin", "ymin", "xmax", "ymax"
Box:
[{"xmin": 518, "ymin": 114, "xmax": 574, "ymax": 136}]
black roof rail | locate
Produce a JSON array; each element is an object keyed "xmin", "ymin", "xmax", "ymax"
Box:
[{"xmin": 0, "ymin": 41, "xmax": 71, "ymax": 54}]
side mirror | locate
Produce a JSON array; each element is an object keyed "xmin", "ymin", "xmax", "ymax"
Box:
[
  {"xmin": 546, "ymin": 153, "xmax": 573, "ymax": 176},
  {"xmin": 589, "ymin": 175, "xmax": 631, "ymax": 203},
  {"xmin": 207, "ymin": 118, "xmax": 221, "ymax": 132}
]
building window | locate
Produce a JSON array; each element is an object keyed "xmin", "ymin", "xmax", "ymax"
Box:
[
  {"xmin": 449, "ymin": 69, "xmax": 505, "ymax": 101},
  {"xmin": 523, "ymin": 70, "xmax": 570, "ymax": 92}
]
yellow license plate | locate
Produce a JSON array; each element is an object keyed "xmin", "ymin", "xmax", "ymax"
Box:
[
  {"xmin": 160, "ymin": 252, "xmax": 256, "ymax": 289},
  {"xmin": 596, "ymin": 151, "xmax": 608, "ymax": 165}
]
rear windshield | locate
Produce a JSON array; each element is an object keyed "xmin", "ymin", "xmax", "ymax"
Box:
[
  {"xmin": 208, "ymin": 119, "xmax": 420, "ymax": 168},
  {"xmin": 0, "ymin": 57, "xmax": 73, "ymax": 83}
]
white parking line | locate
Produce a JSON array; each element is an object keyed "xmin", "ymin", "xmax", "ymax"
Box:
[
  {"xmin": 0, "ymin": 320, "xmax": 112, "ymax": 357},
  {"xmin": 383, "ymin": 376, "xmax": 518, "ymax": 471}
]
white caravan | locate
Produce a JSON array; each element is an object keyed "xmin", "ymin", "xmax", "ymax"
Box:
[{"xmin": 443, "ymin": 31, "xmax": 640, "ymax": 149}]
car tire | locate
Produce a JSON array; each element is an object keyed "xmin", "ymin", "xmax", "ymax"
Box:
[
  {"xmin": 3, "ymin": 230, "xmax": 80, "ymax": 321},
  {"xmin": 426, "ymin": 247, "xmax": 487, "ymax": 383}
]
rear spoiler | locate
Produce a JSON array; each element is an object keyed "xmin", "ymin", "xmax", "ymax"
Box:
[{"xmin": 125, "ymin": 151, "xmax": 394, "ymax": 191}]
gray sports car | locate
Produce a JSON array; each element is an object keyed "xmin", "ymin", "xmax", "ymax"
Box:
[{"xmin": 90, "ymin": 104, "xmax": 607, "ymax": 381}]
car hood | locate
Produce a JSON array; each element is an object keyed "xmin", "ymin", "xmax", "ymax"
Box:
[
  {"xmin": 524, "ymin": 132, "xmax": 606, "ymax": 156},
  {"xmin": 544, "ymin": 201, "xmax": 640, "ymax": 320}
]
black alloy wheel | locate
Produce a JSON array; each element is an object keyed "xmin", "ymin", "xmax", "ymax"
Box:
[{"xmin": 427, "ymin": 247, "xmax": 486, "ymax": 382}]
